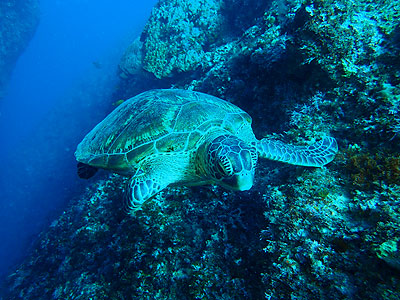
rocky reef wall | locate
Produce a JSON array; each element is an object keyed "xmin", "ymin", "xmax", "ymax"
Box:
[
  {"xmin": 3, "ymin": 0, "xmax": 400, "ymax": 299},
  {"xmin": 0, "ymin": 0, "xmax": 40, "ymax": 98}
]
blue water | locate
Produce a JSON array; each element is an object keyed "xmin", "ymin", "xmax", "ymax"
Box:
[{"xmin": 0, "ymin": 0, "xmax": 157, "ymax": 281}]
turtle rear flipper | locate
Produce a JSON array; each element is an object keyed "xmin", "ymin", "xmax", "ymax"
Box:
[
  {"xmin": 256, "ymin": 137, "xmax": 338, "ymax": 167},
  {"xmin": 77, "ymin": 162, "xmax": 98, "ymax": 179}
]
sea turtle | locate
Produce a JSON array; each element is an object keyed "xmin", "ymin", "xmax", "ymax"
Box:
[{"xmin": 75, "ymin": 89, "xmax": 338, "ymax": 212}]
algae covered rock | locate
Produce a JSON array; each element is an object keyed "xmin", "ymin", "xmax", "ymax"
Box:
[
  {"xmin": 137, "ymin": 0, "xmax": 224, "ymax": 79},
  {"xmin": 376, "ymin": 239, "xmax": 400, "ymax": 270},
  {"xmin": 120, "ymin": 0, "xmax": 277, "ymax": 81},
  {"xmin": 0, "ymin": 0, "xmax": 39, "ymax": 98},
  {"xmin": 2, "ymin": 176, "xmax": 268, "ymax": 299}
]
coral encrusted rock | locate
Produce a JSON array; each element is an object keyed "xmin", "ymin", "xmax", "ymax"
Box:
[{"xmin": 123, "ymin": 0, "xmax": 225, "ymax": 79}]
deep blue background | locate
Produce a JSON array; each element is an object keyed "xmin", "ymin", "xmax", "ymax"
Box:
[{"xmin": 0, "ymin": 0, "xmax": 157, "ymax": 281}]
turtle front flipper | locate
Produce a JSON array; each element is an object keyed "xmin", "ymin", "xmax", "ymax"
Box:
[
  {"xmin": 124, "ymin": 154, "xmax": 189, "ymax": 213},
  {"xmin": 125, "ymin": 174, "xmax": 168, "ymax": 213},
  {"xmin": 256, "ymin": 137, "xmax": 338, "ymax": 167}
]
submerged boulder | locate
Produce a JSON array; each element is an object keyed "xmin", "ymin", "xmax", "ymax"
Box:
[
  {"xmin": 0, "ymin": 0, "xmax": 40, "ymax": 98},
  {"xmin": 140, "ymin": 0, "xmax": 224, "ymax": 79},
  {"xmin": 119, "ymin": 0, "xmax": 273, "ymax": 82}
]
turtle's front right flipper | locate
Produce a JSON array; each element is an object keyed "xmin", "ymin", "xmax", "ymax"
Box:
[
  {"xmin": 256, "ymin": 137, "xmax": 338, "ymax": 167},
  {"xmin": 125, "ymin": 175, "xmax": 168, "ymax": 213},
  {"xmin": 124, "ymin": 154, "xmax": 189, "ymax": 214}
]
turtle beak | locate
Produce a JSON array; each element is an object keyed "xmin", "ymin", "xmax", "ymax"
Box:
[
  {"xmin": 236, "ymin": 171, "xmax": 254, "ymax": 191},
  {"xmin": 220, "ymin": 170, "xmax": 254, "ymax": 191}
]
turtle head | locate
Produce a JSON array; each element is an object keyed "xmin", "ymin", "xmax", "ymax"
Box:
[{"xmin": 207, "ymin": 135, "xmax": 258, "ymax": 191}]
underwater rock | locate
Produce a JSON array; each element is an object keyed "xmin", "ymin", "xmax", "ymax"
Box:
[
  {"xmin": 376, "ymin": 239, "xmax": 400, "ymax": 271},
  {"xmin": 139, "ymin": 0, "xmax": 225, "ymax": 79},
  {"xmin": 120, "ymin": 0, "xmax": 284, "ymax": 84},
  {"xmin": 3, "ymin": 163, "xmax": 400, "ymax": 299},
  {"xmin": 119, "ymin": 37, "xmax": 146, "ymax": 78},
  {"xmin": 0, "ymin": 0, "xmax": 39, "ymax": 98},
  {"xmin": 120, "ymin": 0, "xmax": 273, "ymax": 81},
  {"xmin": 2, "ymin": 175, "xmax": 268, "ymax": 299}
]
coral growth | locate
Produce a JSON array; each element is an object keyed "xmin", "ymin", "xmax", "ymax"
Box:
[
  {"xmin": 345, "ymin": 147, "xmax": 400, "ymax": 190},
  {"xmin": 3, "ymin": 176, "xmax": 267, "ymax": 299},
  {"xmin": 140, "ymin": 0, "xmax": 224, "ymax": 79}
]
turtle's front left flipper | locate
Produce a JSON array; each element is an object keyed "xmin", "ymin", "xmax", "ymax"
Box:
[{"xmin": 256, "ymin": 137, "xmax": 338, "ymax": 167}]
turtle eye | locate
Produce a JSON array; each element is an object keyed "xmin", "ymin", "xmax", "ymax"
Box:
[{"xmin": 218, "ymin": 156, "xmax": 234, "ymax": 176}]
